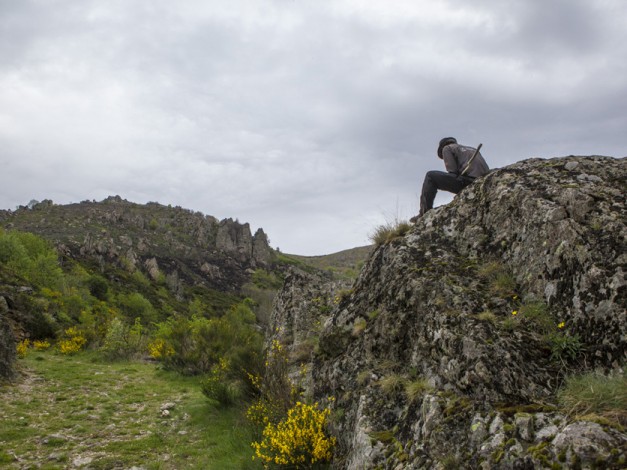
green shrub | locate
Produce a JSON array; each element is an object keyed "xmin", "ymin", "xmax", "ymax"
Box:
[
  {"xmin": 200, "ymin": 358, "xmax": 242, "ymax": 407},
  {"xmin": 549, "ymin": 332, "xmax": 582, "ymax": 362},
  {"xmin": 152, "ymin": 301, "xmax": 263, "ymax": 380},
  {"xmin": 77, "ymin": 302, "xmax": 117, "ymax": 347},
  {"xmin": 0, "ymin": 230, "xmax": 63, "ymax": 288},
  {"xmin": 86, "ymin": 275, "xmax": 109, "ymax": 301},
  {"xmin": 116, "ymin": 292, "xmax": 157, "ymax": 325},
  {"xmin": 101, "ymin": 317, "xmax": 145, "ymax": 360},
  {"xmin": 246, "ymin": 340, "xmax": 299, "ymax": 428},
  {"xmin": 251, "ymin": 269, "xmax": 283, "ymax": 290}
]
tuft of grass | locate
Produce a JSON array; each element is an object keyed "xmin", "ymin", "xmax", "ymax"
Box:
[
  {"xmin": 369, "ymin": 429, "xmax": 395, "ymax": 443},
  {"xmin": 369, "ymin": 220, "xmax": 412, "ymax": 246},
  {"xmin": 557, "ymin": 372, "xmax": 627, "ymax": 426},
  {"xmin": 519, "ymin": 300, "xmax": 553, "ymax": 334},
  {"xmin": 404, "ymin": 378, "xmax": 431, "ymax": 403},
  {"xmin": 368, "ymin": 309, "xmax": 380, "ymax": 321},
  {"xmin": 478, "ymin": 261, "xmax": 517, "ymax": 297},
  {"xmin": 476, "ymin": 310, "xmax": 498, "ymax": 323},
  {"xmin": 352, "ymin": 318, "xmax": 367, "ymax": 337},
  {"xmin": 379, "ymin": 374, "xmax": 406, "ymax": 395},
  {"xmin": 357, "ymin": 370, "xmax": 373, "ymax": 386}
]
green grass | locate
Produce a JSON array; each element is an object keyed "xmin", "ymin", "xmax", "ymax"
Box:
[
  {"xmin": 286, "ymin": 246, "xmax": 372, "ymax": 280},
  {"xmin": 369, "ymin": 221, "xmax": 412, "ymax": 246},
  {"xmin": 557, "ymin": 371, "xmax": 626, "ymax": 427},
  {"xmin": 0, "ymin": 350, "xmax": 262, "ymax": 469}
]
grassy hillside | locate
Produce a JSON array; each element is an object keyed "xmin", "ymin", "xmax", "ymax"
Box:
[
  {"xmin": 0, "ymin": 203, "xmax": 369, "ymax": 468},
  {"xmin": 286, "ymin": 245, "xmax": 372, "ymax": 280}
]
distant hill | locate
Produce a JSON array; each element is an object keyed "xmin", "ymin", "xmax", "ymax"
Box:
[{"xmin": 287, "ymin": 245, "xmax": 373, "ymax": 280}]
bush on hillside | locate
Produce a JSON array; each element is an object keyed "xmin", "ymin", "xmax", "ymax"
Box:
[
  {"xmin": 0, "ymin": 230, "xmax": 63, "ymax": 288},
  {"xmin": 152, "ymin": 300, "xmax": 263, "ymax": 380},
  {"xmin": 116, "ymin": 292, "xmax": 157, "ymax": 325},
  {"xmin": 101, "ymin": 317, "xmax": 146, "ymax": 360},
  {"xmin": 200, "ymin": 357, "xmax": 243, "ymax": 407},
  {"xmin": 87, "ymin": 275, "xmax": 109, "ymax": 301}
]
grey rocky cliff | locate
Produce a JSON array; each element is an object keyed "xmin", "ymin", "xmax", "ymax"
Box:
[
  {"xmin": 216, "ymin": 219, "xmax": 272, "ymax": 267},
  {"xmin": 269, "ymin": 156, "xmax": 626, "ymax": 469},
  {"xmin": 1, "ymin": 198, "xmax": 275, "ymax": 293},
  {"xmin": 268, "ymin": 267, "xmax": 353, "ymax": 392}
]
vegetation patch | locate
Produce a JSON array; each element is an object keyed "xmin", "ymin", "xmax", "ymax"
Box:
[
  {"xmin": 369, "ymin": 220, "xmax": 412, "ymax": 246},
  {"xmin": 404, "ymin": 378, "xmax": 431, "ymax": 403},
  {"xmin": 0, "ymin": 351, "xmax": 261, "ymax": 469},
  {"xmin": 558, "ymin": 372, "xmax": 626, "ymax": 427}
]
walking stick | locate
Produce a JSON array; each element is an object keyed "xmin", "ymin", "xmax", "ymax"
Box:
[{"xmin": 460, "ymin": 143, "xmax": 483, "ymax": 176}]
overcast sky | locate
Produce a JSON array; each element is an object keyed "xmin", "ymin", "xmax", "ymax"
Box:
[{"xmin": 1, "ymin": 0, "xmax": 625, "ymax": 255}]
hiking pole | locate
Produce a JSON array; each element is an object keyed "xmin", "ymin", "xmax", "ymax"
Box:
[{"xmin": 460, "ymin": 143, "xmax": 483, "ymax": 176}]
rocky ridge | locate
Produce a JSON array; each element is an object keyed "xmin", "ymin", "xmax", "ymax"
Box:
[
  {"xmin": 270, "ymin": 156, "xmax": 626, "ymax": 469},
  {"xmin": 0, "ymin": 196, "xmax": 273, "ymax": 293}
]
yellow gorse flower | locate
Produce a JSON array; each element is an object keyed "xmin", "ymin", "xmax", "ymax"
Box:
[
  {"xmin": 557, "ymin": 321, "xmax": 565, "ymax": 329},
  {"xmin": 511, "ymin": 310, "xmax": 518, "ymax": 316},
  {"xmin": 252, "ymin": 401, "xmax": 336, "ymax": 467},
  {"xmin": 16, "ymin": 339, "xmax": 30, "ymax": 358},
  {"xmin": 147, "ymin": 338, "xmax": 174, "ymax": 359},
  {"xmin": 58, "ymin": 327, "xmax": 87, "ymax": 355},
  {"xmin": 33, "ymin": 340, "xmax": 51, "ymax": 350}
]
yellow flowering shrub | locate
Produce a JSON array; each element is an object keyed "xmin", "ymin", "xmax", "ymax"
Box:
[
  {"xmin": 16, "ymin": 339, "xmax": 30, "ymax": 358},
  {"xmin": 252, "ymin": 401, "xmax": 336, "ymax": 467},
  {"xmin": 58, "ymin": 327, "xmax": 87, "ymax": 355},
  {"xmin": 33, "ymin": 340, "xmax": 51, "ymax": 350},
  {"xmin": 147, "ymin": 338, "xmax": 174, "ymax": 359}
]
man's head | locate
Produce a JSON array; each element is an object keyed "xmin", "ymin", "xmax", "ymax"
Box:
[{"xmin": 437, "ymin": 137, "xmax": 457, "ymax": 159}]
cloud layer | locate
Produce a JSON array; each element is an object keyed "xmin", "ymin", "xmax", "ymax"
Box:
[{"xmin": 1, "ymin": 0, "xmax": 626, "ymax": 254}]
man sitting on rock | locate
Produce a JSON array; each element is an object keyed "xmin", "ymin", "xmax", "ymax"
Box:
[{"xmin": 410, "ymin": 137, "xmax": 490, "ymax": 222}]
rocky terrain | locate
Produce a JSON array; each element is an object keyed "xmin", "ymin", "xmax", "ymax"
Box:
[
  {"xmin": 270, "ymin": 156, "xmax": 626, "ymax": 469},
  {"xmin": 0, "ymin": 196, "xmax": 274, "ymax": 293}
]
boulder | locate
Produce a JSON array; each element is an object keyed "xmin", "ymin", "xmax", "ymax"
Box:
[{"xmin": 269, "ymin": 156, "xmax": 626, "ymax": 468}]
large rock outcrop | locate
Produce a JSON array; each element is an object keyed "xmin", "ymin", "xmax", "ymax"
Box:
[
  {"xmin": 216, "ymin": 219, "xmax": 273, "ymax": 267},
  {"xmin": 271, "ymin": 156, "xmax": 626, "ymax": 469}
]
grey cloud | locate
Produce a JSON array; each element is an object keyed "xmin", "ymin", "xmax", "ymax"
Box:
[{"xmin": 1, "ymin": 0, "xmax": 626, "ymax": 254}]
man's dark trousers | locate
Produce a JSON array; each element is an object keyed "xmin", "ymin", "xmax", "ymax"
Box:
[{"xmin": 419, "ymin": 171, "xmax": 474, "ymax": 216}]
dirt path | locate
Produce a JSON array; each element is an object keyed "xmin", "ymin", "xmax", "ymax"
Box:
[{"xmin": 0, "ymin": 351, "xmax": 257, "ymax": 469}]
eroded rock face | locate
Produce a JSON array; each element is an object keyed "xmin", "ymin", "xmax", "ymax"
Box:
[
  {"xmin": 216, "ymin": 220, "xmax": 273, "ymax": 268},
  {"xmin": 269, "ymin": 268, "xmax": 353, "ymax": 393},
  {"xmin": 0, "ymin": 296, "xmax": 17, "ymax": 380},
  {"xmin": 270, "ymin": 156, "xmax": 626, "ymax": 468}
]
